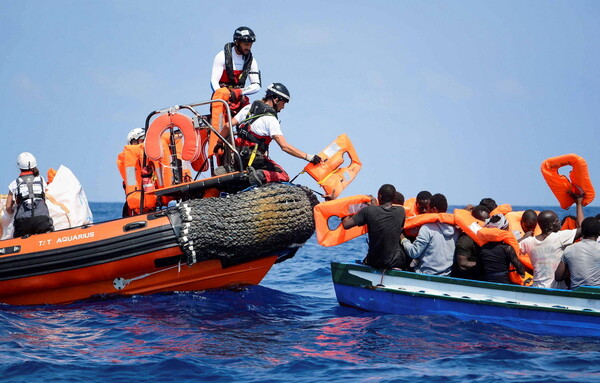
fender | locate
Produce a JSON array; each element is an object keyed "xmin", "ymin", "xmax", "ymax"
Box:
[
  {"xmin": 145, "ymin": 113, "xmax": 201, "ymax": 163},
  {"xmin": 541, "ymin": 153, "xmax": 595, "ymax": 209},
  {"xmin": 304, "ymin": 134, "xmax": 362, "ymax": 199},
  {"xmin": 314, "ymin": 195, "xmax": 372, "ymax": 247},
  {"xmin": 477, "ymin": 227, "xmax": 533, "ymax": 286}
]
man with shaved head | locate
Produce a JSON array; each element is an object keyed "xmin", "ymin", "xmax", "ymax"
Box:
[{"xmin": 520, "ymin": 195, "xmax": 584, "ymax": 289}]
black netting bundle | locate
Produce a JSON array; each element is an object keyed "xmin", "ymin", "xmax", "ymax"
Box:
[{"xmin": 176, "ymin": 183, "xmax": 319, "ymax": 266}]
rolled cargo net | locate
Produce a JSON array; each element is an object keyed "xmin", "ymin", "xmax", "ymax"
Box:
[{"xmin": 176, "ymin": 183, "xmax": 319, "ymax": 266}]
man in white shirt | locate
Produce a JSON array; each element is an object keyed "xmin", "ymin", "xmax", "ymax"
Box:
[
  {"xmin": 211, "ymin": 26, "xmax": 260, "ymax": 113},
  {"xmin": 221, "ymin": 83, "xmax": 321, "ymax": 185},
  {"xmin": 556, "ymin": 217, "xmax": 600, "ymax": 289},
  {"xmin": 520, "ymin": 194, "xmax": 584, "ymax": 289}
]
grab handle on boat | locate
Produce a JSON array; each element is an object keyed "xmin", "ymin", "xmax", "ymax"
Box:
[{"xmin": 123, "ymin": 221, "xmax": 147, "ymax": 232}]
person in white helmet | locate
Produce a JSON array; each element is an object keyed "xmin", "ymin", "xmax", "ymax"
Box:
[
  {"xmin": 220, "ymin": 82, "xmax": 321, "ymax": 185},
  {"xmin": 5, "ymin": 152, "xmax": 54, "ymax": 237}
]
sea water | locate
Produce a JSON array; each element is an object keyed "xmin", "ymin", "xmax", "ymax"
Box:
[{"xmin": 1, "ymin": 203, "xmax": 600, "ymax": 382}]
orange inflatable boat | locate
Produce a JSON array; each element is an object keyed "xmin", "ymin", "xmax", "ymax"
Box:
[{"xmin": 0, "ymin": 101, "xmax": 317, "ymax": 305}]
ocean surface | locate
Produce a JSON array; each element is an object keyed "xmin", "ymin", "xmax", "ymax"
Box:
[{"xmin": 1, "ymin": 202, "xmax": 600, "ymax": 383}]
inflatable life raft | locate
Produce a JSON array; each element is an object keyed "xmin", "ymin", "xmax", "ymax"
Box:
[{"xmin": 0, "ymin": 183, "xmax": 317, "ymax": 305}]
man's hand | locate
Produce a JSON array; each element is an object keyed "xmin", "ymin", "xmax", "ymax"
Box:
[
  {"xmin": 229, "ymin": 88, "xmax": 243, "ymax": 102},
  {"xmin": 305, "ymin": 154, "xmax": 322, "ymax": 164}
]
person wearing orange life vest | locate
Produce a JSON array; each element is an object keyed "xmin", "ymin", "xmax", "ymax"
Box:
[
  {"xmin": 451, "ymin": 204, "xmax": 490, "ymax": 280},
  {"xmin": 520, "ymin": 193, "xmax": 584, "ymax": 289},
  {"xmin": 479, "ymin": 214, "xmax": 526, "ymax": 284},
  {"xmin": 342, "ymin": 184, "xmax": 406, "ymax": 269},
  {"xmin": 401, "ymin": 193, "xmax": 458, "ymax": 276},
  {"xmin": 117, "ymin": 128, "xmax": 158, "ymax": 217},
  {"xmin": 5, "ymin": 152, "xmax": 54, "ymax": 237},
  {"xmin": 220, "ymin": 83, "xmax": 322, "ymax": 185},
  {"xmin": 211, "ymin": 26, "xmax": 261, "ymax": 115}
]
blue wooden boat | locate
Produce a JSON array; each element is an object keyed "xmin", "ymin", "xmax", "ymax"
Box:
[{"xmin": 331, "ymin": 261, "xmax": 600, "ymax": 337}]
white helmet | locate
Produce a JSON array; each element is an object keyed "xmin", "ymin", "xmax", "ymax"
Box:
[
  {"xmin": 127, "ymin": 128, "xmax": 145, "ymax": 145},
  {"xmin": 17, "ymin": 152, "xmax": 37, "ymax": 170}
]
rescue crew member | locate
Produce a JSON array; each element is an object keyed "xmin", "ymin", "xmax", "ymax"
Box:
[
  {"xmin": 5, "ymin": 152, "xmax": 54, "ymax": 237},
  {"xmin": 117, "ymin": 128, "xmax": 156, "ymax": 217},
  {"xmin": 211, "ymin": 26, "xmax": 261, "ymax": 114},
  {"xmin": 221, "ymin": 82, "xmax": 322, "ymax": 185}
]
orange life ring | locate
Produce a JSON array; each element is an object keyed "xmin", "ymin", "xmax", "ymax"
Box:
[
  {"xmin": 146, "ymin": 113, "xmax": 201, "ymax": 162},
  {"xmin": 403, "ymin": 212, "xmax": 455, "ymax": 231},
  {"xmin": 476, "ymin": 227, "xmax": 533, "ymax": 286},
  {"xmin": 541, "ymin": 153, "xmax": 595, "ymax": 209},
  {"xmin": 304, "ymin": 134, "xmax": 362, "ymax": 199},
  {"xmin": 314, "ymin": 195, "xmax": 372, "ymax": 247},
  {"xmin": 116, "ymin": 144, "xmax": 158, "ymax": 214},
  {"xmin": 453, "ymin": 209, "xmax": 486, "ymax": 246}
]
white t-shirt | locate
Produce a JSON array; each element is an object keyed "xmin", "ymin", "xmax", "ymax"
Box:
[
  {"xmin": 520, "ymin": 229, "xmax": 577, "ymax": 289},
  {"xmin": 210, "ymin": 48, "xmax": 260, "ymax": 95},
  {"xmin": 234, "ymin": 104, "xmax": 283, "ymax": 138}
]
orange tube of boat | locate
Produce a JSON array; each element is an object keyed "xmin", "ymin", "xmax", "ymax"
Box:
[
  {"xmin": 541, "ymin": 153, "xmax": 595, "ymax": 209},
  {"xmin": 303, "ymin": 134, "xmax": 362, "ymax": 200},
  {"xmin": 314, "ymin": 195, "xmax": 372, "ymax": 247}
]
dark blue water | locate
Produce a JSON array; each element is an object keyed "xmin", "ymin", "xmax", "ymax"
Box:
[{"xmin": 1, "ymin": 203, "xmax": 600, "ymax": 382}]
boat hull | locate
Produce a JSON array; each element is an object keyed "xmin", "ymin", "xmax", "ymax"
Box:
[
  {"xmin": 0, "ymin": 210, "xmax": 278, "ymax": 305},
  {"xmin": 332, "ymin": 261, "xmax": 600, "ymax": 337}
]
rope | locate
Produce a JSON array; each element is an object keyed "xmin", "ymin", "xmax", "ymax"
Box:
[{"xmin": 175, "ymin": 183, "xmax": 318, "ymax": 266}]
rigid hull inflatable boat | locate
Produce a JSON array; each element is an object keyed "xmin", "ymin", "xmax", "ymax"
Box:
[{"xmin": 0, "ymin": 182, "xmax": 317, "ymax": 305}]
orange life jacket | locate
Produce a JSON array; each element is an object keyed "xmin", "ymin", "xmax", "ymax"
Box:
[
  {"xmin": 116, "ymin": 144, "xmax": 158, "ymax": 214},
  {"xmin": 561, "ymin": 216, "xmax": 578, "ymax": 230},
  {"xmin": 490, "ymin": 204, "xmax": 512, "ymax": 216},
  {"xmin": 453, "ymin": 209, "xmax": 486, "ymax": 246},
  {"xmin": 403, "ymin": 213, "xmax": 455, "ymax": 231},
  {"xmin": 541, "ymin": 153, "xmax": 595, "ymax": 209},
  {"xmin": 505, "ymin": 211, "xmax": 542, "ymax": 239},
  {"xmin": 313, "ymin": 195, "xmax": 372, "ymax": 247},
  {"xmin": 403, "ymin": 197, "xmax": 417, "ymax": 217},
  {"xmin": 304, "ymin": 134, "xmax": 361, "ymax": 199},
  {"xmin": 476, "ymin": 227, "xmax": 533, "ymax": 286},
  {"xmin": 47, "ymin": 168, "xmax": 57, "ymax": 184}
]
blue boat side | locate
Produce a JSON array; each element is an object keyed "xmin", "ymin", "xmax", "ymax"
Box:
[{"xmin": 331, "ymin": 261, "xmax": 600, "ymax": 337}]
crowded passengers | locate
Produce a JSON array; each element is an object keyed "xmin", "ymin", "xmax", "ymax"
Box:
[{"xmin": 348, "ymin": 184, "xmax": 600, "ymax": 290}]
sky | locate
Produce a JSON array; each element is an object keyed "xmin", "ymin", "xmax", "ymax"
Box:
[{"xmin": 1, "ymin": 0, "xmax": 599, "ymax": 207}]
